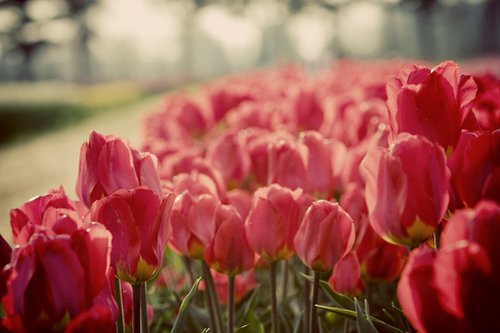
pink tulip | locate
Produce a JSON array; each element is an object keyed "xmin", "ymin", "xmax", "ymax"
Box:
[
  {"xmin": 268, "ymin": 137, "xmax": 308, "ymax": 191},
  {"xmin": 361, "ymin": 133, "xmax": 450, "ymax": 247},
  {"xmin": 245, "ymin": 184, "xmax": 309, "ymax": 261},
  {"xmin": 204, "ymin": 204, "xmax": 254, "ymax": 275},
  {"xmin": 10, "ymin": 187, "xmax": 85, "ymax": 245},
  {"xmin": 76, "ymin": 131, "xmax": 163, "ymax": 208},
  {"xmin": 168, "ymin": 191, "xmax": 219, "ymax": 259},
  {"xmin": 1, "ymin": 225, "xmax": 114, "ymax": 332},
  {"xmin": 206, "ymin": 131, "xmax": 251, "ymax": 187},
  {"xmin": 299, "ymin": 131, "xmax": 334, "ymax": 197},
  {"xmin": 294, "ymin": 200, "xmax": 355, "ymax": 272},
  {"xmin": 386, "ymin": 61, "xmax": 477, "ymax": 151},
  {"xmin": 225, "ymin": 189, "xmax": 253, "ymax": 221},
  {"xmin": 91, "ymin": 187, "xmax": 175, "ymax": 284},
  {"xmin": 328, "ymin": 252, "xmax": 364, "ymax": 296},
  {"xmin": 448, "ymin": 130, "xmax": 500, "ymax": 207}
]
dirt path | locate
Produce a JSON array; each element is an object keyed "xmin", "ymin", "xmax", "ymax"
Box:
[{"xmin": 0, "ymin": 95, "xmax": 163, "ymax": 238}]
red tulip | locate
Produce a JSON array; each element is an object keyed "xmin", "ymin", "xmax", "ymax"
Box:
[
  {"xmin": 245, "ymin": 184, "xmax": 309, "ymax": 261},
  {"xmin": 204, "ymin": 204, "xmax": 254, "ymax": 275},
  {"xmin": 386, "ymin": 61, "xmax": 477, "ymax": 151},
  {"xmin": 398, "ymin": 201, "xmax": 500, "ymax": 333},
  {"xmin": 64, "ymin": 305, "xmax": 115, "ymax": 333},
  {"xmin": 340, "ymin": 184, "xmax": 408, "ymax": 281},
  {"xmin": 91, "ymin": 187, "xmax": 175, "ymax": 284},
  {"xmin": 0, "ymin": 234, "xmax": 11, "ymax": 270},
  {"xmin": 1, "ymin": 225, "xmax": 114, "ymax": 333},
  {"xmin": 328, "ymin": 252, "xmax": 364, "ymax": 296},
  {"xmin": 448, "ymin": 130, "xmax": 500, "ymax": 207},
  {"xmin": 361, "ymin": 133, "xmax": 450, "ymax": 247},
  {"xmin": 471, "ymin": 73, "xmax": 500, "ymax": 131},
  {"xmin": 168, "ymin": 191, "xmax": 219, "ymax": 259},
  {"xmin": 76, "ymin": 131, "xmax": 163, "ymax": 208},
  {"xmin": 294, "ymin": 200, "xmax": 355, "ymax": 272},
  {"xmin": 10, "ymin": 187, "xmax": 85, "ymax": 245}
]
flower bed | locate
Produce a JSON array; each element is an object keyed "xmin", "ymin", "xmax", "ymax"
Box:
[{"xmin": 1, "ymin": 59, "xmax": 499, "ymax": 333}]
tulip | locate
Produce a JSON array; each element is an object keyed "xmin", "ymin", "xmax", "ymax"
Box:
[
  {"xmin": 206, "ymin": 131, "xmax": 251, "ymax": 188},
  {"xmin": 361, "ymin": 133, "xmax": 450, "ymax": 247},
  {"xmin": 91, "ymin": 187, "xmax": 174, "ymax": 284},
  {"xmin": 63, "ymin": 305, "xmax": 115, "ymax": 333},
  {"xmin": 168, "ymin": 191, "xmax": 219, "ymax": 260},
  {"xmin": 10, "ymin": 187, "xmax": 84, "ymax": 245},
  {"xmin": 225, "ymin": 189, "xmax": 253, "ymax": 221},
  {"xmin": 1, "ymin": 225, "xmax": 114, "ymax": 333},
  {"xmin": 294, "ymin": 200, "xmax": 355, "ymax": 272},
  {"xmin": 294, "ymin": 200, "xmax": 355, "ymax": 333},
  {"xmin": 268, "ymin": 137, "xmax": 309, "ymax": 192},
  {"xmin": 299, "ymin": 131, "xmax": 334, "ymax": 197},
  {"xmin": 398, "ymin": 201, "xmax": 500, "ymax": 333},
  {"xmin": 0, "ymin": 234, "xmax": 11, "ymax": 270},
  {"xmin": 245, "ymin": 184, "xmax": 309, "ymax": 262},
  {"xmin": 204, "ymin": 204, "xmax": 254, "ymax": 275},
  {"xmin": 448, "ymin": 130, "xmax": 500, "ymax": 207},
  {"xmin": 76, "ymin": 131, "xmax": 163, "ymax": 208},
  {"xmin": 386, "ymin": 61, "xmax": 477, "ymax": 151},
  {"xmin": 471, "ymin": 73, "xmax": 500, "ymax": 131},
  {"xmin": 328, "ymin": 252, "xmax": 364, "ymax": 296}
]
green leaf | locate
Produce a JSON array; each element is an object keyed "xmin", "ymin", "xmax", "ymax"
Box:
[
  {"xmin": 237, "ymin": 286, "xmax": 261, "ymax": 325},
  {"xmin": 171, "ymin": 277, "xmax": 202, "ymax": 333},
  {"xmin": 235, "ymin": 320, "xmax": 265, "ymax": 333},
  {"xmin": 355, "ymin": 298, "xmax": 378, "ymax": 333},
  {"xmin": 316, "ymin": 305, "xmax": 406, "ymax": 333},
  {"xmin": 299, "ymin": 272, "xmax": 354, "ymax": 310}
]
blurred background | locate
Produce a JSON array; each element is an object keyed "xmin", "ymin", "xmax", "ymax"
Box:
[{"xmin": 0, "ymin": 0, "xmax": 499, "ymax": 236}]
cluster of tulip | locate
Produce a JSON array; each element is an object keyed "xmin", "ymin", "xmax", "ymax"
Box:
[{"xmin": 0, "ymin": 59, "xmax": 499, "ymax": 333}]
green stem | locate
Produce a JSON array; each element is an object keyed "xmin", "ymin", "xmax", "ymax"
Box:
[
  {"xmin": 281, "ymin": 260, "xmax": 289, "ymax": 302},
  {"xmin": 132, "ymin": 284, "xmax": 141, "ymax": 333},
  {"xmin": 114, "ymin": 277, "xmax": 125, "ymax": 333},
  {"xmin": 202, "ymin": 262, "xmax": 223, "ymax": 333},
  {"xmin": 227, "ymin": 275, "xmax": 235, "ymax": 333},
  {"xmin": 140, "ymin": 282, "xmax": 149, "ymax": 333},
  {"xmin": 310, "ymin": 271, "xmax": 320, "ymax": 333},
  {"xmin": 270, "ymin": 261, "xmax": 280, "ymax": 333},
  {"xmin": 434, "ymin": 223, "xmax": 442, "ymax": 249},
  {"xmin": 183, "ymin": 256, "xmax": 196, "ymax": 285},
  {"xmin": 303, "ymin": 266, "xmax": 310, "ymax": 333}
]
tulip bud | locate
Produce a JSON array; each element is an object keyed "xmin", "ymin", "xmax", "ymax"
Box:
[
  {"xmin": 76, "ymin": 131, "xmax": 163, "ymax": 208},
  {"xmin": 245, "ymin": 184, "xmax": 308, "ymax": 261},
  {"xmin": 168, "ymin": 191, "xmax": 219, "ymax": 259},
  {"xmin": 91, "ymin": 187, "xmax": 174, "ymax": 284},
  {"xmin": 294, "ymin": 200, "xmax": 355, "ymax": 272},
  {"xmin": 204, "ymin": 205, "xmax": 254, "ymax": 275},
  {"xmin": 386, "ymin": 61, "xmax": 477, "ymax": 151},
  {"xmin": 361, "ymin": 133, "xmax": 450, "ymax": 247}
]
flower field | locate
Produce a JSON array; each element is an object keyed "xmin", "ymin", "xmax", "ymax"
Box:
[{"xmin": 1, "ymin": 59, "xmax": 499, "ymax": 333}]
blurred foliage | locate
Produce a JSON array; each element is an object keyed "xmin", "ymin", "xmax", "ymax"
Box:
[{"xmin": 0, "ymin": 81, "xmax": 147, "ymax": 145}]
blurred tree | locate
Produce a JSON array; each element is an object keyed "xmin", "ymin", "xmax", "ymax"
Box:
[{"xmin": 0, "ymin": 0, "xmax": 97, "ymax": 81}]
